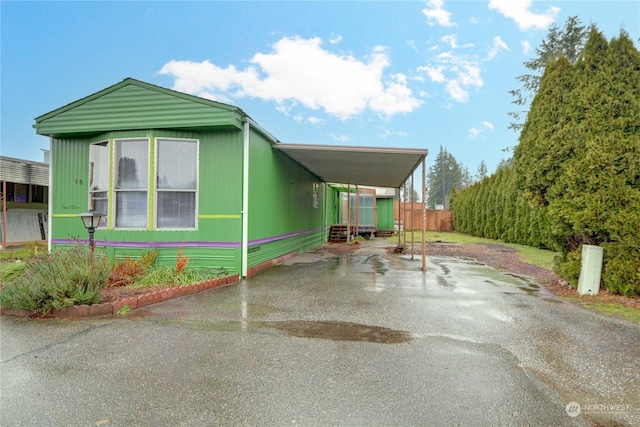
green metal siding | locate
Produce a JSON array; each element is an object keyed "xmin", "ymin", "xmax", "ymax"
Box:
[
  {"xmin": 36, "ymin": 82, "xmax": 243, "ymax": 137},
  {"xmin": 49, "ymin": 128, "xmax": 245, "ymax": 273},
  {"xmin": 247, "ymin": 230, "xmax": 324, "ymax": 267},
  {"xmin": 105, "ymin": 247, "xmax": 240, "ymax": 274},
  {"xmin": 197, "ymin": 129, "xmax": 243, "ymax": 247},
  {"xmin": 377, "ymin": 198, "xmax": 395, "ymax": 229},
  {"xmin": 50, "ymin": 136, "xmax": 93, "ymax": 242},
  {"xmin": 246, "ymin": 128, "xmax": 324, "ymax": 264}
]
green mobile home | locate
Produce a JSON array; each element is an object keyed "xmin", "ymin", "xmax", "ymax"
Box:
[{"xmin": 35, "ymin": 78, "xmax": 426, "ymax": 276}]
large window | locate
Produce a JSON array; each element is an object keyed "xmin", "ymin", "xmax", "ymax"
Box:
[
  {"xmin": 1, "ymin": 182, "xmax": 47, "ymax": 203},
  {"xmin": 114, "ymin": 139, "xmax": 149, "ymax": 228},
  {"xmin": 89, "ymin": 141, "xmax": 109, "ymax": 227},
  {"xmin": 88, "ymin": 137, "xmax": 198, "ymax": 230},
  {"xmin": 156, "ymin": 138, "xmax": 197, "ymax": 229}
]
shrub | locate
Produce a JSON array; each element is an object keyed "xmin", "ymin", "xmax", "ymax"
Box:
[
  {"xmin": 554, "ymin": 248, "xmax": 583, "ymax": 288},
  {"xmin": 140, "ymin": 249, "xmax": 158, "ymax": 269},
  {"xmin": 109, "ymin": 257, "xmax": 147, "ymax": 287},
  {"xmin": 0, "ymin": 245, "xmax": 111, "ymax": 315},
  {"xmin": 1, "ymin": 261, "xmax": 27, "ymax": 282},
  {"xmin": 176, "ymin": 246, "xmax": 188, "ymax": 273},
  {"xmin": 602, "ymin": 243, "xmax": 640, "ymax": 297},
  {"xmin": 132, "ymin": 266, "xmax": 227, "ymax": 288}
]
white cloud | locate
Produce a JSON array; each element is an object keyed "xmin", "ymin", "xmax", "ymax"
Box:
[
  {"xmin": 307, "ymin": 116, "xmax": 324, "ymax": 125},
  {"xmin": 418, "ymin": 49, "xmax": 483, "ymax": 103},
  {"xmin": 485, "ymin": 36, "xmax": 510, "ymax": 60},
  {"xmin": 470, "ymin": 121, "xmax": 494, "ymax": 138},
  {"xmin": 408, "ymin": 39, "xmax": 419, "ymax": 53},
  {"xmin": 329, "ymin": 133, "xmax": 351, "ymax": 142},
  {"xmin": 159, "ymin": 36, "xmax": 422, "ymax": 120},
  {"xmin": 442, "ymin": 34, "xmax": 458, "ymax": 48},
  {"xmin": 379, "ymin": 127, "xmax": 408, "ymax": 138},
  {"xmin": 469, "ymin": 127, "xmax": 482, "ymax": 139},
  {"xmin": 488, "ymin": 0, "xmax": 559, "ymax": 31},
  {"xmin": 521, "ymin": 40, "xmax": 531, "ymax": 55},
  {"xmin": 422, "ymin": 0, "xmax": 455, "ymax": 27},
  {"xmin": 329, "ymin": 34, "xmax": 342, "ymax": 45},
  {"xmin": 418, "ymin": 65, "xmax": 446, "ymax": 83},
  {"xmin": 457, "ymin": 63, "xmax": 482, "ymax": 87},
  {"xmin": 442, "ymin": 34, "xmax": 474, "ymax": 49},
  {"xmin": 447, "ymin": 80, "xmax": 469, "ymax": 103}
]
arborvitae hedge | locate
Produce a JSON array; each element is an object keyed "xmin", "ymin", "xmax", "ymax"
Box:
[{"xmin": 452, "ymin": 28, "xmax": 640, "ymax": 297}]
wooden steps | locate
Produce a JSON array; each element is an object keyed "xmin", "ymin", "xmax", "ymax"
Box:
[
  {"xmin": 376, "ymin": 229, "xmax": 395, "ymax": 238},
  {"xmin": 329, "ymin": 225, "xmax": 349, "ymax": 242}
]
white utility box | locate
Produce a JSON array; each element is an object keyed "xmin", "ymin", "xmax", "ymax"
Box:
[{"xmin": 577, "ymin": 244, "xmax": 604, "ymax": 296}]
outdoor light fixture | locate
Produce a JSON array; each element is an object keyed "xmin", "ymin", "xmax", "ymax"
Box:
[{"xmin": 79, "ymin": 209, "xmax": 104, "ymax": 249}]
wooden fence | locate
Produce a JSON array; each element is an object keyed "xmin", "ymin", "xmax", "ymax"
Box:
[{"xmin": 394, "ymin": 201, "xmax": 454, "ymax": 232}]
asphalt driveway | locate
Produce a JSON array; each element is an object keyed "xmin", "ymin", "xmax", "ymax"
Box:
[{"xmin": 1, "ymin": 239, "xmax": 639, "ymax": 426}]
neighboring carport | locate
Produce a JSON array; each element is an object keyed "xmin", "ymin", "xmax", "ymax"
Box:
[{"xmin": 274, "ymin": 143, "xmax": 428, "ymax": 270}]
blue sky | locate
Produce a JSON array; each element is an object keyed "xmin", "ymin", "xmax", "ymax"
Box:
[{"xmin": 2, "ymin": 1, "xmax": 638, "ymax": 176}]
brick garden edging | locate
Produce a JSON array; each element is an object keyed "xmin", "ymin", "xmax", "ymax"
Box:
[
  {"xmin": 246, "ymin": 252, "xmax": 298, "ymax": 278},
  {"xmin": 0, "ymin": 274, "xmax": 240, "ymax": 320}
]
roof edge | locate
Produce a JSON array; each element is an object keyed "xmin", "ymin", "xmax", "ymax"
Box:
[
  {"xmin": 274, "ymin": 143, "xmax": 428, "ymax": 156},
  {"xmin": 34, "ymin": 77, "xmax": 245, "ymax": 123}
]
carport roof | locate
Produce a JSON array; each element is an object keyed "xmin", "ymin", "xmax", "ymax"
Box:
[{"xmin": 274, "ymin": 143, "xmax": 427, "ymax": 189}]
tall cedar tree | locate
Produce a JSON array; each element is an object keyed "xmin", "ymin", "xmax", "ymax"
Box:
[
  {"xmin": 508, "ymin": 16, "xmax": 589, "ymax": 133},
  {"xmin": 514, "ymin": 55, "xmax": 577, "ymax": 209},
  {"xmin": 453, "ymin": 26, "xmax": 639, "ymax": 295},
  {"xmin": 548, "ymin": 29, "xmax": 640, "ymax": 294}
]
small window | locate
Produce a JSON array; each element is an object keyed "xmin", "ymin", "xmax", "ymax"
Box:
[
  {"xmin": 156, "ymin": 138, "xmax": 197, "ymax": 229},
  {"xmin": 15, "ymin": 183, "xmax": 28, "ymax": 203},
  {"xmin": 89, "ymin": 141, "xmax": 110, "ymax": 227},
  {"xmin": 313, "ymin": 183, "xmax": 319, "ymax": 208},
  {"xmin": 4, "ymin": 182, "xmax": 14, "ymax": 202},
  {"xmin": 32, "ymin": 185, "xmax": 47, "ymax": 203}
]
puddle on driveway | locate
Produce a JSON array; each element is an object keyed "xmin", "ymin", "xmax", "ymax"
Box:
[
  {"xmin": 148, "ymin": 318, "xmax": 412, "ymax": 344},
  {"xmin": 274, "ymin": 320, "xmax": 410, "ymax": 343}
]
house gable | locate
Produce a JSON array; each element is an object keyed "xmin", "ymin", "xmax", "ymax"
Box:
[{"xmin": 34, "ymin": 78, "xmax": 245, "ymax": 138}]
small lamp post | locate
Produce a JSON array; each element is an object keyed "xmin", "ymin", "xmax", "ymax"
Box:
[{"xmin": 79, "ymin": 209, "xmax": 104, "ymax": 250}]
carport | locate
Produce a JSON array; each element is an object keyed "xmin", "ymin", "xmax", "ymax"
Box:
[{"xmin": 274, "ymin": 143, "xmax": 429, "ymax": 270}]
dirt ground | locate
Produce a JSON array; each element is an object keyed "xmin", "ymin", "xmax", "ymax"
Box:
[{"xmin": 103, "ymin": 241, "xmax": 639, "ymax": 310}]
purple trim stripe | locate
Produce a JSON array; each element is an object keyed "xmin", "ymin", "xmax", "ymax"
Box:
[
  {"xmin": 250, "ymin": 226, "xmax": 325, "ymax": 245},
  {"xmin": 51, "ymin": 227, "xmax": 325, "ymax": 249}
]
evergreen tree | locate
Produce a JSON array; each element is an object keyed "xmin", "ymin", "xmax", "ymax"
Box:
[
  {"xmin": 547, "ymin": 29, "xmax": 640, "ymax": 294},
  {"xmin": 475, "ymin": 160, "xmax": 488, "ymax": 182},
  {"xmin": 513, "ymin": 54, "xmax": 578, "ymax": 208},
  {"xmin": 496, "ymin": 157, "xmax": 513, "ymax": 172},
  {"xmin": 508, "ymin": 16, "xmax": 589, "ymax": 133},
  {"xmin": 426, "ymin": 146, "xmax": 463, "ymax": 209},
  {"xmin": 461, "ymin": 166, "xmax": 473, "ymax": 189}
]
